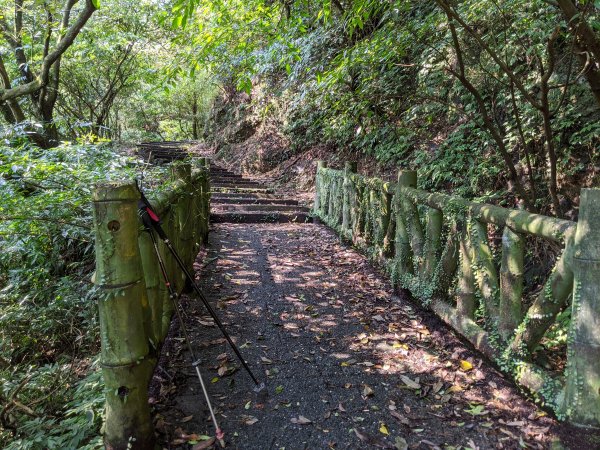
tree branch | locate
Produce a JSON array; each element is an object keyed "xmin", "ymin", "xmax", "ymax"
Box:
[{"xmin": 0, "ymin": 0, "xmax": 97, "ymax": 103}]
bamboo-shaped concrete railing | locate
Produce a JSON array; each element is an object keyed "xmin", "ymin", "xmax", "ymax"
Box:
[
  {"xmin": 92, "ymin": 158, "xmax": 211, "ymax": 449},
  {"xmin": 314, "ymin": 161, "xmax": 600, "ymax": 428}
]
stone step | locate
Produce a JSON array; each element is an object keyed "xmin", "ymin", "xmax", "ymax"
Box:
[
  {"xmin": 210, "ymin": 211, "xmax": 313, "ymax": 224},
  {"xmin": 212, "ymin": 187, "xmax": 273, "ymax": 194},
  {"xmin": 212, "ymin": 204, "xmax": 310, "ymax": 213},
  {"xmin": 212, "ymin": 179, "xmax": 264, "ymax": 186},
  {"xmin": 211, "ymin": 197, "xmax": 299, "ymax": 206},
  {"xmin": 210, "ymin": 171, "xmax": 238, "ymax": 176},
  {"xmin": 213, "ymin": 185, "xmax": 266, "ymax": 191},
  {"xmin": 211, "ymin": 192, "xmax": 276, "ymax": 200},
  {"xmin": 210, "ymin": 173, "xmax": 246, "ymax": 180}
]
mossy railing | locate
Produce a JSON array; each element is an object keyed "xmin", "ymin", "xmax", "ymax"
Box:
[
  {"xmin": 314, "ymin": 161, "xmax": 600, "ymax": 428},
  {"xmin": 91, "ymin": 158, "xmax": 210, "ymax": 449}
]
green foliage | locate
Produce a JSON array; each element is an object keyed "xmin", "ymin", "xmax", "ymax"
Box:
[{"xmin": 0, "ymin": 142, "xmax": 165, "ymax": 446}]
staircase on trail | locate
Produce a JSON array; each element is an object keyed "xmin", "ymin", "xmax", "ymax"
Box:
[{"xmin": 209, "ymin": 163, "xmax": 312, "ymax": 223}]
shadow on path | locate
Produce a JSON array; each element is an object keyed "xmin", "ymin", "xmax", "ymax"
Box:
[{"xmin": 152, "ymin": 223, "xmax": 593, "ymax": 450}]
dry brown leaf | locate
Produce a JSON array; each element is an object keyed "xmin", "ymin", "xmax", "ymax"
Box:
[
  {"xmin": 180, "ymin": 415, "xmax": 193, "ymax": 423},
  {"xmin": 291, "ymin": 415, "xmax": 312, "ymax": 425},
  {"xmin": 400, "ymin": 375, "xmax": 420, "ymax": 389},
  {"xmin": 192, "ymin": 437, "xmax": 216, "ymax": 450},
  {"xmin": 241, "ymin": 414, "xmax": 258, "ymax": 425},
  {"xmin": 390, "ymin": 410, "xmax": 411, "ymax": 426},
  {"xmin": 362, "ymin": 385, "xmax": 375, "ymax": 397}
]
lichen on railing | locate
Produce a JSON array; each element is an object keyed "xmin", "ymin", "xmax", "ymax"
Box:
[{"xmin": 314, "ymin": 161, "xmax": 600, "ymax": 428}]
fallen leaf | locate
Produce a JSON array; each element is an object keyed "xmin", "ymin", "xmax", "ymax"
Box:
[
  {"xmin": 460, "ymin": 360, "xmax": 473, "ymax": 371},
  {"xmin": 275, "ymin": 385, "xmax": 284, "ymax": 394},
  {"xmin": 192, "ymin": 437, "xmax": 216, "ymax": 450},
  {"xmin": 291, "ymin": 415, "xmax": 312, "ymax": 425},
  {"xmin": 363, "ymin": 385, "xmax": 375, "ymax": 397},
  {"xmin": 180, "ymin": 415, "xmax": 193, "ymax": 423},
  {"xmin": 379, "ymin": 423, "xmax": 389, "ymax": 435},
  {"xmin": 353, "ymin": 428, "xmax": 395, "ymax": 448},
  {"xmin": 390, "ymin": 410, "xmax": 410, "ymax": 426},
  {"xmin": 465, "ymin": 404, "xmax": 488, "ymax": 416},
  {"xmin": 260, "ymin": 356, "xmax": 273, "ymax": 365},
  {"xmin": 241, "ymin": 414, "xmax": 258, "ymax": 425},
  {"xmin": 395, "ymin": 436, "xmax": 408, "ymax": 450},
  {"xmin": 447, "ymin": 384, "xmax": 463, "ymax": 393},
  {"xmin": 432, "ymin": 381, "xmax": 443, "ymax": 394},
  {"xmin": 400, "ymin": 375, "xmax": 420, "ymax": 389}
]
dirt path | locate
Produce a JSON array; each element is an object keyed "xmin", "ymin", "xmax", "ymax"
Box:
[{"xmin": 152, "ymin": 222, "xmax": 590, "ymax": 450}]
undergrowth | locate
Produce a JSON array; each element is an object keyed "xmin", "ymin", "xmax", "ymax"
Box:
[{"xmin": 0, "ymin": 142, "xmax": 166, "ymax": 448}]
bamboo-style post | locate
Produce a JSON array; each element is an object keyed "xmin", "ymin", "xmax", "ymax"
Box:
[
  {"xmin": 195, "ymin": 157, "xmax": 209, "ymax": 244},
  {"xmin": 394, "ymin": 171, "xmax": 417, "ymax": 277},
  {"xmin": 456, "ymin": 233, "xmax": 476, "ymax": 319},
  {"xmin": 498, "ymin": 226, "xmax": 524, "ymax": 341},
  {"xmin": 161, "ymin": 209, "xmax": 178, "ymax": 337},
  {"xmin": 92, "ymin": 181, "xmax": 155, "ymax": 450},
  {"xmin": 431, "ymin": 225, "xmax": 459, "ymax": 295},
  {"xmin": 422, "ymin": 208, "xmax": 443, "ymax": 278},
  {"xmin": 509, "ymin": 238, "xmax": 574, "ymax": 356},
  {"xmin": 379, "ymin": 186, "xmax": 392, "ymax": 248},
  {"xmin": 342, "ymin": 162, "xmax": 357, "ymax": 234},
  {"xmin": 327, "ymin": 174, "xmax": 336, "ymax": 221},
  {"xmin": 382, "ymin": 197, "xmax": 396, "ymax": 257},
  {"xmin": 469, "ymin": 219, "xmax": 500, "ymax": 321},
  {"xmin": 398, "ymin": 171, "xmax": 423, "ymax": 270},
  {"xmin": 174, "ymin": 163, "xmax": 195, "ymax": 274},
  {"xmin": 355, "ymin": 180, "xmax": 366, "ymax": 238},
  {"xmin": 564, "ymin": 188, "xmax": 600, "ymax": 427},
  {"xmin": 314, "ymin": 161, "xmax": 324, "ymax": 214},
  {"xmin": 200, "ymin": 158, "xmax": 211, "ymax": 243},
  {"xmin": 138, "ymin": 230, "xmax": 163, "ymax": 348}
]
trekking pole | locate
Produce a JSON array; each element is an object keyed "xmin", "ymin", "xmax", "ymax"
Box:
[
  {"xmin": 136, "ymin": 182, "xmax": 265, "ymax": 392},
  {"xmin": 144, "ymin": 226, "xmax": 225, "ymax": 448}
]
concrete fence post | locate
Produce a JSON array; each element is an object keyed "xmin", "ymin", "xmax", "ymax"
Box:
[
  {"xmin": 314, "ymin": 160, "xmax": 325, "ymax": 214},
  {"xmin": 92, "ymin": 181, "xmax": 155, "ymax": 449},
  {"xmin": 342, "ymin": 161, "xmax": 357, "ymax": 234},
  {"xmin": 564, "ymin": 188, "xmax": 600, "ymax": 428}
]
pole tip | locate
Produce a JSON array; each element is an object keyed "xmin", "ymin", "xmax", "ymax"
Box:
[{"xmin": 216, "ymin": 428, "xmax": 225, "ymax": 447}]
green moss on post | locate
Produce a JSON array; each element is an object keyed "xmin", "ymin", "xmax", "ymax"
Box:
[
  {"xmin": 314, "ymin": 161, "xmax": 324, "ymax": 214},
  {"xmin": 469, "ymin": 219, "xmax": 500, "ymax": 321},
  {"xmin": 423, "ymin": 208, "xmax": 443, "ymax": 279},
  {"xmin": 383, "ymin": 200, "xmax": 396, "ymax": 257},
  {"xmin": 138, "ymin": 231, "xmax": 163, "ymax": 347},
  {"xmin": 397, "ymin": 171, "xmax": 423, "ymax": 271},
  {"xmin": 431, "ymin": 225, "xmax": 459, "ymax": 296},
  {"xmin": 175, "ymin": 163, "xmax": 195, "ymax": 272},
  {"xmin": 456, "ymin": 233, "xmax": 476, "ymax": 319},
  {"xmin": 342, "ymin": 162, "xmax": 357, "ymax": 234},
  {"xmin": 161, "ymin": 210, "xmax": 177, "ymax": 337},
  {"xmin": 92, "ymin": 181, "xmax": 155, "ymax": 450},
  {"xmin": 393, "ymin": 171, "xmax": 416, "ymax": 278},
  {"xmin": 564, "ymin": 188, "xmax": 600, "ymax": 428},
  {"xmin": 510, "ymin": 236, "xmax": 574, "ymax": 357},
  {"xmin": 499, "ymin": 226, "xmax": 524, "ymax": 341}
]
